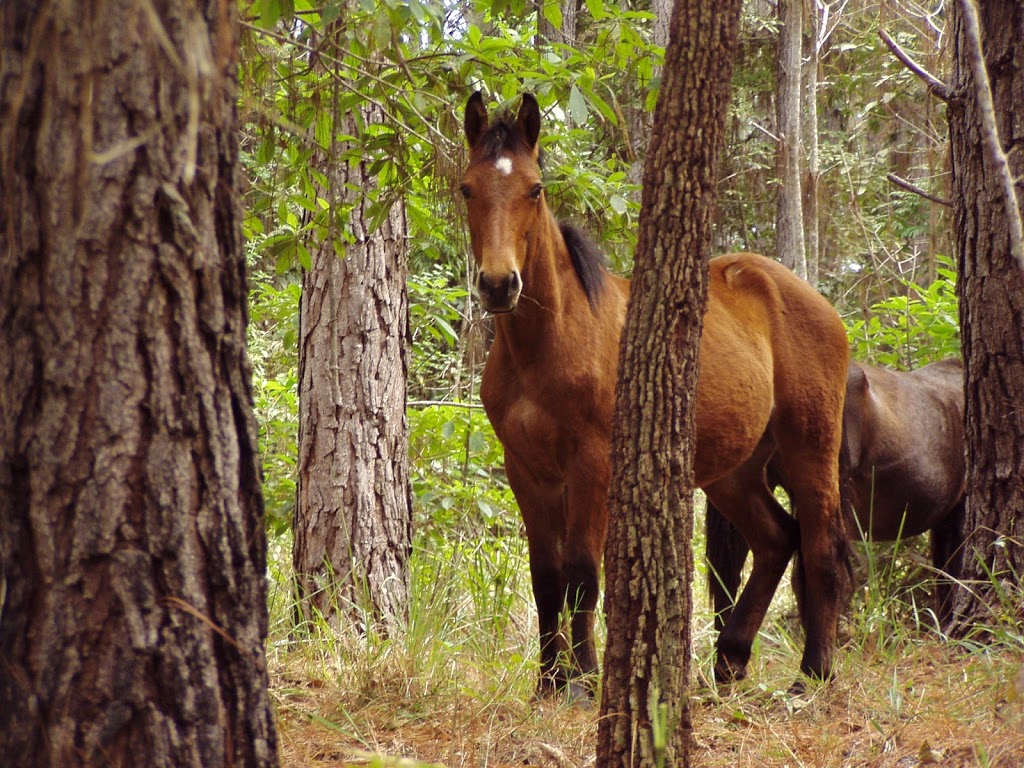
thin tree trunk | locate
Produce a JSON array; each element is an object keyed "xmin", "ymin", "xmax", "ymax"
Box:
[
  {"xmin": 802, "ymin": 0, "xmax": 820, "ymax": 285},
  {"xmin": 0, "ymin": 2, "xmax": 278, "ymax": 765},
  {"xmin": 293, "ymin": 91, "xmax": 412, "ymax": 632},
  {"xmin": 776, "ymin": 0, "xmax": 807, "ymax": 278},
  {"xmin": 597, "ymin": 1, "xmax": 742, "ymax": 766},
  {"xmin": 947, "ymin": 0, "xmax": 1024, "ymax": 632}
]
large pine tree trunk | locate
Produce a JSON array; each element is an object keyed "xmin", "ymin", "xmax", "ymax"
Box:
[
  {"xmin": 597, "ymin": 1, "xmax": 742, "ymax": 766},
  {"xmin": 0, "ymin": 3, "xmax": 278, "ymax": 765},
  {"xmin": 947, "ymin": 0, "xmax": 1024, "ymax": 631},
  {"xmin": 293, "ymin": 97, "xmax": 412, "ymax": 632}
]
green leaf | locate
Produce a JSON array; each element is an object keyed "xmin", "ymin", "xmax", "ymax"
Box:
[
  {"xmin": 321, "ymin": 0, "xmax": 342, "ymax": 25},
  {"xmin": 297, "ymin": 243, "xmax": 312, "ymax": 272},
  {"xmin": 609, "ymin": 194, "xmax": 627, "ymax": 214},
  {"xmin": 568, "ymin": 84, "xmax": 588, "ymax": 124},
  {"xmin": 256, "ymin": 0, "xmax": 283, "ymax": 29},
  {"xmin": 542, "ymin": 0, "xmax": 562, "ymax": 30},
  {"xmin": 585, "ymin": 0, "xmax": 607, "ymax": 21}
]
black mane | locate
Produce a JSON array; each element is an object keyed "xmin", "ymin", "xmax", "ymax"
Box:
[{"xmin": 559, "ymin": 222, "xmax": 606, "ymax": 310}]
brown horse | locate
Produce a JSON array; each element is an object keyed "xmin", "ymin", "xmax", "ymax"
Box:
[
  {"xmin": 707, "ymin": 358, "xmax": 966, "ymax": 632},
  {"xmin": 460, "ymin": 92, "xmax": 850, "ymax": 696}
]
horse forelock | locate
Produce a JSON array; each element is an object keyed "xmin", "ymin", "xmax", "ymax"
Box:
[
  {"xmin": 473, "ymin": 115, "xmax": 544, "ymax": 168},
  {"xmin": 559, "ymin": 222, "xmax": 606, "ymax": 310}
]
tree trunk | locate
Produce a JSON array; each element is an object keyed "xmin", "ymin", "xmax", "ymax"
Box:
[
  {"xmin": 596, "ymin": 1, "xmax": 742, "ymax": 766},
  {"xmin": 293, "ymin": 92, "xmax": 412, "ymax": 632},
  {"xmin": 0, "ymin": 3, "xmax": 278, "ymax": 766},
  {"xmin": 776, "ymin": 0, "xmax": 807, "ymax": 278},
  {"xmin": 947, "ymin": 0, "xmax": 1024, "ymax": 631},
  {"xmin": 801, "ymin": 0, "xmax": 821, "ymax": 286}
]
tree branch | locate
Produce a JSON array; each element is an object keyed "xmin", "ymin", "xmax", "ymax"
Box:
[
  {"xmin": 878, "ymin": 28, "xmax": 949, "ymax": 102},
  {"xmin": 957, "ymin": 0, "xmax": 1024, "ymax": 270},
  {"xmin": 886, "ymin": 173, "xmax": 952, "ymax": 207}
]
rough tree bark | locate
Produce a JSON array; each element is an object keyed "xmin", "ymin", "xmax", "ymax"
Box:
[
  {"xmin": 776, "ymin": 0, "xmax": 807, "ymax": 278},
  {"xmin": 0, "ymin": 2, "xmax": 278, "ymax": 765},
  {"xmin": 292, "ymin": 65, "xmax": 412, "ymax": 630},
  {"xmin": 947, "ymin": 0, "xmax": 1024, "ymax": 631},
  {"xmin": 596, "ymin": 1, "xmax": 742, "ymax": 766}
]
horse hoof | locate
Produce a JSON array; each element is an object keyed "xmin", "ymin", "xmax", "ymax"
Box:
[
  {"xmin": 713, "ymin": 660, "xmax": 747, "ymax": 685},
  {"xmin": 567, "ymin": 679, "xmax": 595, "ymax": 707}
]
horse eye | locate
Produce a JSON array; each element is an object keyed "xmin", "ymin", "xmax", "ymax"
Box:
[
  {"xmin": 530, "ymin": 183, "xmax": 543, "ymax": 200},
  {"xmin": 460, "ymin": 184, "xmax": 471, "ymax": 199}
]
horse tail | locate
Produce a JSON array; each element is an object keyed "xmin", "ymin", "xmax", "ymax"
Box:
[{"xmin": 705, "ymin": 501, "xmax": 749, "ymax": 633}]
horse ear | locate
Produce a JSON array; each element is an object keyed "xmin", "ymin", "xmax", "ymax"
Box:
[
  {"xmin": 517, "ymin": 93, "xmax": 541, "ymax": 151},
  {"xmin": 465, "ymin": 91, "xmax": 488, "ymax": 148}
]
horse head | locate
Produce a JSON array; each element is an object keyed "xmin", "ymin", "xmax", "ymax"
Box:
[{"xmin": 461, "ymin": 92, "xmax": 544, "ymax": 313}]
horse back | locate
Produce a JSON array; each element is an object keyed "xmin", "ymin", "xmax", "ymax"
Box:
[{"xmin": 841, "ymin": 359, "xmax": 965, "ymax": 539}]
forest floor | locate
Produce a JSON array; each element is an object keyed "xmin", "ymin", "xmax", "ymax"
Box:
[
  {"xmin": 271, "ymin": 634, "xmax": 1024, "ymax": 768},
  {"xmin": 266, "ymin": 534, "xmax": 1024, "ymax": 768}
]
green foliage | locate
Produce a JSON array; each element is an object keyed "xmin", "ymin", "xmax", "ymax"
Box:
[
  {"xmin": 407, "ymin": 265, "xmax": 470, "ymax": 400},
  {"xmin": 408, "ymin": 405, "xmax": 517, "ymax": 542},
  {"xmin": 845, "ymin": 257, "xmax": 960, "ymax": 369},
  {"xmin": 248, "ymin": 270, "xmax": 301, "ymax": 535}
]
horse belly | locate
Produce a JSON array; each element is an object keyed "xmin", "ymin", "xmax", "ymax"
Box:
[{"xmin": 692, "ymin": 323, "xmax": 775, "ymax": 488}]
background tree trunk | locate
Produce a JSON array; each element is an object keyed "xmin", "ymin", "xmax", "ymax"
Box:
[
  {"xmin": 947, "ymin": 0, "xmax": 1024, "ymax": 631},
  {"xmin": 776, "ymin": 0, "xmax": 807, "ymax": 278},
  {"xmin": 0, "ymin": 2, "xmax": 278, "ymax": 765},
  {"xmin": 596, "ymin": 1, "xmax": 742, "ymax": 766},
  {"xmin": 801, "ymin": 0, "xmax": 821, "ymax": 285},
  {"xmin": 293, "ymin": 87, "xmax": 412, "ymax": 631}
]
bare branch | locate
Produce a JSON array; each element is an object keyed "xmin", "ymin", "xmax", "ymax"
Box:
[
  {"xmin": 957, "ymin": 0, "xmax": 1024, "ymax": 270},
  {"xmin": 886, "ymin": 173, "xmax": 952, "ymax": 207},
  {"xmin": 878, "ymin": 27, "xmax": 950, "ymax": 102}
]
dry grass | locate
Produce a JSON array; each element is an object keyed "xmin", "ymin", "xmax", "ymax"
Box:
[{"xmin": 268, "ymin": 533, "xmax": 1024, "ymax": 768}]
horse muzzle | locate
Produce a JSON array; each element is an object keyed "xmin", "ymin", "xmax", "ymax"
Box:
[{"xmin": 477, "ymin": 269, "xmax": 522, "ymax": 314}]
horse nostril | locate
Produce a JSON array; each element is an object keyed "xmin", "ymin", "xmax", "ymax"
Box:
[{"xmin": 509, "ymin": 270, "xmax": 522, "ymax": 293}]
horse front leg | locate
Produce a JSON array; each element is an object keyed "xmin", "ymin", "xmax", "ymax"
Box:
[
  {"xmin": 560, "ymin": 452, "xmax": 611, "ymax": 699},
  {"xmin": 505, "ymin": 457, "xmax": 571, "ymax": 697}
]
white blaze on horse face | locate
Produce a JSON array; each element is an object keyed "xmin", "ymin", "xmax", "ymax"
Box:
[{"xmin": 494, "ymin": 156, "xmax": 513, "ymax": 176}]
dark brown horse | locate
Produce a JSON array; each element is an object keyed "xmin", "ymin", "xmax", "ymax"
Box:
[
  {"xmin": 707, "ymin": 358, "xmax": 966, "ymax": 632},
  {"xmin": 460, "ymin": 92, "xmax": 851, "ymax": 696}
]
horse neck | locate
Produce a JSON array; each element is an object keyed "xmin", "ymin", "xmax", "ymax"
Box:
[{"xmin": 493, "ymin": 210, "xmax": 587, "ymax": 363}]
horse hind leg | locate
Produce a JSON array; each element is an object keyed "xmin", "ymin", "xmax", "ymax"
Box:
[
  {"xmin": 705, "ymin": 501, "xmax": 750, "ymax": 634},
  {"xmin": 931, "ymin": 497, "xmax": 966, "ymax": 629},
  {"xmin": 706, "ymin": 465, "xmax": 800, "ymax": 683},
  {"xmin": 777, "ymin": 445, "xmax": 853, "ymax": 682}
]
